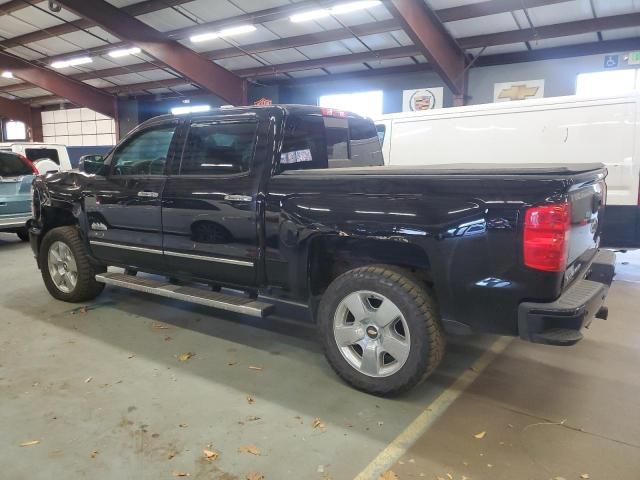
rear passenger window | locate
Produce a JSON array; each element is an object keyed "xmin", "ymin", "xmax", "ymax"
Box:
[
  {"xmin": 25, "ymin": 148, "xmax": 60, "ymax": 165},
  {"xmin": 278, "ymin": 113, "xmax": 384, "ymax": 172},
  {"xmin": 180, "ymin": 121, "xmax": 257, "ymax": 175}
]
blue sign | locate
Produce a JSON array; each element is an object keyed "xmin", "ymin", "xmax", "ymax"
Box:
[{"xmin": 604, "ymin": 55, "xmax": 619, "ymax": 69}]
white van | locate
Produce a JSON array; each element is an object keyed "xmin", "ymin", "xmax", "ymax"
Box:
[
  {"xmin": 0, "ymin": 142, "xmax": 72, "ymax": 174},
  {"xmin": 374, "ymin": 93, "xmax": 640, "ymax": 248}
]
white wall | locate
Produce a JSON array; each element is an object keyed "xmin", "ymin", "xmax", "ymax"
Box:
[{"xmin": 41, "ymin": 108, "xmax": 116, "ymax": 146}]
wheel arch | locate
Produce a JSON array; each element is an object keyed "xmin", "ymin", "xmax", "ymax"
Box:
[{"xmin": 306, "ymin": 234, "xmax": 432, "ymax": 299}]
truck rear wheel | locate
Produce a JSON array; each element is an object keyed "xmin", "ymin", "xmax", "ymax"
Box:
[
  {"xmin": 40, "ymin": 226, "xmax": 105, "ymax": 303},
  {"xmin": 318, "ymin": 265, "xmax": 445, "ymax": 396}
]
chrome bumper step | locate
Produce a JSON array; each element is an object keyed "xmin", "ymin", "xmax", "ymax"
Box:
[{"xmin": 95, "ymin": 272, "xmax": 274, "ymax": 317}]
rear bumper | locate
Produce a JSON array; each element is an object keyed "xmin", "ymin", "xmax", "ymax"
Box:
[
  {"xmin": 0, "ymin": 214, "xmax": 31, "ymax": 230},
  {"xmin": 518, "ymin": 249, "xmax": 615, "ymax": 346}
]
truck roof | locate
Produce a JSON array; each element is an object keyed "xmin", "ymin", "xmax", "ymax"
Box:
[{"xmin": 139, "ymin": 104, "xmax": 367, "ymax": 129}]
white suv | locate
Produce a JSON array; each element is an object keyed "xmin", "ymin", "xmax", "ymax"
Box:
[{"xmin": 0, "ymin": 142, "xmax": 72, "ymax": 174}]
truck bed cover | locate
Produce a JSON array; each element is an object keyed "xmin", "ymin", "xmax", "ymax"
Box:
[{"xmin": 285, "ymin": 163, "xmax": 606, "ymax": 176}]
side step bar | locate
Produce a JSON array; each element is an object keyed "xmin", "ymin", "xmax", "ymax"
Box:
[{"xmin": 96, "ymin": 272, "xmax": 275, "ymax": 318}]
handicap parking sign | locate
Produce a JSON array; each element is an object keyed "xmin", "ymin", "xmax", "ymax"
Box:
[{"xmin": 604, "ymin": 55, "xmax": 619, "ymax": 69}]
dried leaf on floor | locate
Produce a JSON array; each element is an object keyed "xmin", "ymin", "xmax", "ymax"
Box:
[
  {"xmin": 473, "ymin": 431, "xmax": 486, "ymax": 439},
  {"xmin": 246, "ymin": 395, "xmax": 255, "ymax": 405},
  {"xmin": 172, "ymin": 471, "xmax": 190, "ymax": 477},
  {"xmin": 152, "ymin": 323, "xmax": 169, "ymax": 329},
  {"xmin": 19, "ymin": 440, "xmax": 40, "ymax": 447},
  {"xmin": 127, "ymin": 353, "xmax": 136, "ymax": 359},
  {"xmin": 177, "ymin": 352, "xmax": 194, "ymax": 362},
  {"xmin": 72, "ymin": 306, "xmax": 89, "ymax": 315},
  {"xmin": 312, "ymin": 418, "xmax": 326, "ymax": 431},
  {"xmin": 378, "ymin": 471, "xmax": 399, "ymax": 480},
  {"xmin": 446, "ymin": 474, "xmax": 453, "ymax": 480},
  {"xmin": 247, "ymin": 472, "xmax": 264, "ymax": 480},
  {"xmin": 246, "ymin": 415, "xmax": 261, "ymax": 422},
  {"xmin": 85, "ymin": 376, "xmax": 93, "ymax": 383},
  {"xmin": 461, "ymin": 476, "xmax": 470, "ymax": 480},
  {"xmin": 248, "ymin": 366, "xmax": 263, "ymax": 371},
  {"xmin": 178, "ymin": 423, "xmax": 187, "ymax": 428},
  {"xmin": 167, "ymin": 451, "xmax": 177, "ymax": 460},
  {"xmin": 90, "ymin": 450, "xmax": 98, "ymax": 458},
  {"xmin": 238, "ymin": 444, "xmax": 260, "ymax": 456},
  {"xmin": 580, "ymin": 475, "xmax": 590, "ymax": 479},
  {"xmin": 552, "ymin": 477, "xmax": 567, "ymax": 480},
  {"xmin": 164, "ymin": 336, "xmax": 172, "ymax": 342},
  {"xmin": 203, "ymin": 449, "xmax": 218, "ymax": 460},
  {"xmin": 227, "ymin": 361, "xmax": 237, "ymax": 366}
]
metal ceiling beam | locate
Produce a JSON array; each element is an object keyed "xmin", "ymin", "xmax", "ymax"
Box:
[
  {"xmin": 0, "ymin": 51, "xmax": 116, "ymax": 117},
  {"xmin": 0, "ymin": 0, "xmax": 193, "ymax": 48},
  {"xmin": 236, "ymin": 46, "xmax": 421, "ymax": 78},
  {"xmin": 436, "ymin": 0, "xmax": 570, "ymax": 22},
  {"xmin": 474, "ymin": 35, "xmax": 640, "ymax": 66},
  {"xmin": 460, "ymin": 12, "xmax": 640, "ymax": 48},
  {"xmin": 384, "ymin": 0, "xmax": 466, "ymax": 95},
  {"xmin": 25, "ymin": 78, "xmax": 199, "ymax": 104},
  {"xmin": 55, "ymin": 0, "xmax": 245, "ymax": 105}
]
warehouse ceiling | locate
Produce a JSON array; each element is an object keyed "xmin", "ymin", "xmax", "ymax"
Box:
[{"xmin": 0, "ymin": 0, "xmax": 638, "ymax": 109}]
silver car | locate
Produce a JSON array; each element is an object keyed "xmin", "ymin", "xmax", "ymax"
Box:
[{"xmin": 0, "ymin": 151, "xmax": 35, "ymax": 241}]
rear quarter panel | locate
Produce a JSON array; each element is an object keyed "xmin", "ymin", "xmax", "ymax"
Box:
[{"xmin": 265, "ymin": 171, "xmax": 583, "ymax": 335}]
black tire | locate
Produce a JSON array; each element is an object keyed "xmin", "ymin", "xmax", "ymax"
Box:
[
  {"xmin": 39, "ymin": 226, "xmax": 105, "ymax": 302},
  {"xmin": 318, "ymin": 265, "xmax": 445, "ymax": 396},
  {"xmin": 16, "ymin": 228, "xmax": 29, "ymax": 242}
]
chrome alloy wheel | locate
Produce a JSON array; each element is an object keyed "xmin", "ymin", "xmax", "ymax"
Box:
[
  {"xmin": 47, "ymin": 241, "xmax": 78, "ymax": 294},
  {"xmin": 333, "ymin": 290, "xmax": 411, "ymax": 378}
]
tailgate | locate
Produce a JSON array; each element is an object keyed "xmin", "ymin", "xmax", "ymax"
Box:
[{"xmin": 564, "ymin": 177, "xmax": 606, "ymax": 284}]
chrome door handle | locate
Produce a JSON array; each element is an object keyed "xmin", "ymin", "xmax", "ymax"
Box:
[
  {"xmin": 137, "ymin": 191, "xmax": 159, "ymax": 198},
  {"xmin": 224, "ymin": 194, "xmax": 252, "ymax": 202}
]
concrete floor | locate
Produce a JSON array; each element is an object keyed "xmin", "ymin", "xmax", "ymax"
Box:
[{"xmin": 0, "ymin": 233, "xmax": 638, "ymax": 480}]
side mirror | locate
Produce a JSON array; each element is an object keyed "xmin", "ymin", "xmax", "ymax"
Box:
[
  {"xmin": 33, "ymin": 158, "xmax": 61, "ymax": 175},
  {"xmin": 79, "ymin": 154, "xmax": 105, "ymax": 174}
]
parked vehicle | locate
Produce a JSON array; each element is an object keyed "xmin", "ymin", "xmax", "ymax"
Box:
[
  {"xmin": 0, "ymin": 151, "xmax": 36, "ymax": 241},
  {"xmin": 28, "ymin": 105, "xmax": 615, "ymax": 395},
  {"xmin": 375, "ymin": 93, "xmax": 640, "ymax": 248},
  {"xmin": 0, "ymin": 142, "xmax": 72, "ymax": 174}
]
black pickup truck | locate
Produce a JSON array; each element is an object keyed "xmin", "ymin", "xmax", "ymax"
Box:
[{"xmin": 28, "ymin": 105, "xmax": 615, "ymax": 395}]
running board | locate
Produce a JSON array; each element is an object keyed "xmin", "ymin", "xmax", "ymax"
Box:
[{"xmin": 95, "ymin": 272, "xmax": 274, "ymax": 317}]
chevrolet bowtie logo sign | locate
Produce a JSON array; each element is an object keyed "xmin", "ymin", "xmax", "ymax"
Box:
[{"xmin": 497, "ymin": 84, "xmax": 540, "ymax": 101}]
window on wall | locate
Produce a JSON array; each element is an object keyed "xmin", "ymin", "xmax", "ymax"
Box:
[
  {"xmin": 576, "ymin": 70, "xmax": 638, "ymax": 97},
  {"xmin": 4, "ymin": 120, "xmax": 26, "ymax": 140},
  {"xmin": 318, "ymin": 90, "xmax": 383, "ymax": 118}
]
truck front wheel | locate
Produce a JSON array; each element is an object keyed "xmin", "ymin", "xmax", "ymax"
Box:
[
  {"xmin": 40, "ymin": 226, "xmax": 105, "ymax": 302},
  {"xmin": 318, "ymin": 265, "xmax": 445, "ymax": 396}
]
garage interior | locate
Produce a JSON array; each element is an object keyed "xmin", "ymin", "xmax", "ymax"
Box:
[{"xmin": 1, "ymin": 1, "xmax": 640, "ymax": 479}]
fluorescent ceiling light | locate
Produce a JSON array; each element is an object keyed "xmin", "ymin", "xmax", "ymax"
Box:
[
  {"xmin": 331, "ymin": 0, "xmax": 381, "ymax": 14},
  {"xmin": 190, "ymin": 24, "xmax": 256, "ymax": 43},
  {"xmin": 171, "ymin": 104, "xmax": 211, "ymax": 115},
  {"xmin": 1, "ymin": 71, "xmax": 13, "ymax": 78},
  {"xmin": 108, "ymin": 47, "xmax": 141, "ymax": 58},
  {"xmin": 290, "ymin": 1, "xmax": 381, "ymax": 22},
  {"xmin": 51, "ymin": 56, "xmax": 93, "ymax": 69},
  {"xmin": 290, "ymin": 9, "xmax": 331, "ymax": 22}
]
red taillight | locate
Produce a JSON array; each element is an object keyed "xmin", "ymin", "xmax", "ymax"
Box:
[
  {"xmin": 523, "ymin": 203, "xmax": 571, "ymax": 272},
  {"xmin": 18, "ymin": 154, "xmax": 38, "ymax": 174}
]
